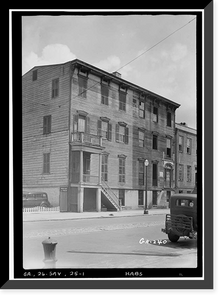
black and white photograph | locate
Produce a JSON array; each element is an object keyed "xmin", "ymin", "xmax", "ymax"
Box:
[{"xmin": 6, "ymin": 4, "xmax": 214, "ymax": 290}]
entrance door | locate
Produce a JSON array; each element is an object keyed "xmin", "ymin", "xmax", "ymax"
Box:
[
  {"xmin": 152, "ymin": 191, "xmax": 157, "ymax": 206},
  {"xmin": 59, "ymin": 187, "xmax": 68, "ymax": 212}
]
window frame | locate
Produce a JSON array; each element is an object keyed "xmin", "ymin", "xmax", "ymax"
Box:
[
  {"xmin": 138, "ymin": 130, "xmax": 145, "ymax": 147},
  {"xmin": 119, "ymin": 90, "xmax": 126, "ymax": 112},
  {"xmin": 52, "ymin": 78, "xmax": 59, "ymax": 99},
  {"xmin": 167, "ymin": 111, "xmax": 172, "ymax": 127},
  {"xmin": 119, "ymin": 157, "xmax": 126, "ymax": 183},
  {"xmin": 43, "ymin": 153, "xmax": 50, "ymax": 174},
  {"xmin": 153, "ymin": 134, "xmax": 158, "ymax": 150},
  {"xmin": 187, "ymin": 138, "xmax": 192, "ymax": 155},
  {"xmin": 78, "ymin": 75, "xmax": 88, "ymax": 98},
  {"xmin": 43, "ymin": 115, "xmax": 51, "ymax": 135},
  {"xmin": 101, "ymin": 154, "xmax": 108, "ymax": 182},
  {"xmin": 178, "ymin": 164, "xmax": 184, "ymax": 181},
  {"xmin": 153, "ymin": 106, "xmax": 158, "ymax": 122},
  {"xmin": 187, "ymin": 165, "xmax": 192, "ymax": 182},
  {"xmin": 138, "ymin": 160, "xmax": 144, "ymax": 186},
  {"xmin": 101, "ymin": 83, "xmax": 109, "ymax": 105}
]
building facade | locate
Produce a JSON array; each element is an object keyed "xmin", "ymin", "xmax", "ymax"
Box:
[
  {"xmin": 175, "ymin": 123, "xmax": 197, "ymax": 193},
  {"xmin": 22, "ymin": 59, "xmax": 180, "ymax": 212}
]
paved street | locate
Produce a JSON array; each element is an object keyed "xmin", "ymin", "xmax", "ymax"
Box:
[{"xmin": 23, "ymin": 214, "xmax": 197, "ymax": 269}]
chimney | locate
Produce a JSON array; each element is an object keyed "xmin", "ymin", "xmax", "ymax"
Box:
[{"xmin": 112, "ymin": 71, "xmax": 121, "ymax": 78}]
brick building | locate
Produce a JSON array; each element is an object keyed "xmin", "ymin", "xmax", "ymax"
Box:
[
  {"xmin": 175, "ymin": 123, "xmax": 197, "ymax": 193},
  {"xmin": 22, "ymin": 59, "xmax": 180, "ymax": 212}
]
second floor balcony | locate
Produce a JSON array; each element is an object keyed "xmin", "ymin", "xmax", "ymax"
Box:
[{"xmin": 70, "ymin": 132, "xmax": 104, "ymax": 153}]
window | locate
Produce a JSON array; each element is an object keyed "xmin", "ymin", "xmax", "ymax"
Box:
[
  {"xmin": 179, "ymin": 164, "xmax": 184, "ymax": 181},
  {"xmin": 153, "ymin": 134, "xmax": 158, "ymax": 150},
  {"xmin": 32, "ymin": 70, "xmax": 37, "ymax": 81},
  {"xmin": 102, "ymin": 155, "xmax": 108, "ymax": 181},
  {"xmin": 119, "ymin": 91, "xmax": 126, "ymax": 111},
  {"xmin": 119, "ymin": 157, "xmax": 126, "ymax": 183},
  {"xmin": 78, "ymin": 76, "xmax": 88, "ymax": 98},
  {"xmin": 43, "ymin": 153, "xmax": 50, "ymax": 174},
  {"xmin": 43, "ymin": 115, "xmax": 51, "ymax": 135},
  {"xmin": 165, "ymin": 167, "xmax": 172, "ymax": 188},
  {"xmin": 101, "ymin": 84, "xmax": 109, "ymax": 105},
  {"xmin": 119, "ymin": 189, "xmax": 125, "ymax": 206},
  {"xmin": 132, "ymin": 93, "xmax": 139, "ymax": 117},
  {"xmin": 187, "ymin": 165, "xmax": 192, "ymax": 182},
  {"xmin": 138, "ymin": 190, "xmax": 144, "ymax": 205},
  {"xmin": 73, "ymin": 113, "xmax": 90, "ymax": 134},
  {"xmin": 179, "ymin": 136, "xmax": 183, "ymax": 152},
  {"xmin": 152, "ymin": 163, "xmax": 158, "ymax": 186},
  {"xmin": 175, "ymin": 199, "xmax": 194, "ymax": 207},
  {"xmin": 138, "ymin": 160, "xmax": 144, "ymax": 186},
  {"xmin": 167, "ymin": 111, "xmax": 172, "ymax": 127},
  {"xmin": 166, "ymin": 137, "xmax": 171, "ymax": 158},
  {"xmin": 139, "ymin": 100, "xmax": 145, "ymax": 118},
  {"xmin": 153, "ymin": 106, "xmax": 158, "ymax": 122},
  {"xmin": 78, "ymin": 115, "xmax": 86, "ymax": 132},
  {"xmin": 116, "ymin": 123, "xmax": 129, "ymax": 144},
  {"xmin": 52, "ymin": 78, "xmax": 59, "ymax": 98},
  {"xmin": 97, "ymin": 119, "xmax": 112, "ymax": 141},
  {"xmin": 139, "ymin": 130, "xmax": 145, "ymax": 147},
  {"xmin": 187, "ymin": 138, "xmax": 192, "ymax": 154}
]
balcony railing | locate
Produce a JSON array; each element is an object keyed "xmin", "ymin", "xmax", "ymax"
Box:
[
  {"xmin": 83, "ymin": 174, "xmax": 99, "ymax": 184},
  {"xmin": 71, "ymin": 132, "xmax": 102, "ymax": 147}
]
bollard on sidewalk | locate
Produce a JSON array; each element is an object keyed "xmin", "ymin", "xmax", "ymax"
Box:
[{"xmin": 42, "ymin": 237, "xmax": 57, "ymax": 268}]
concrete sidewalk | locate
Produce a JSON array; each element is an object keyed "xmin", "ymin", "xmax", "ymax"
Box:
[{"xmin": 23, "ymin": 208, "xmax": 169, "ymax": 222}]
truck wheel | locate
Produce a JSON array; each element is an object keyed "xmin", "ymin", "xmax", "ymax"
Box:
[{"xmin": 168, "ymin": 232, "xmax": 180, "ymax": 242}]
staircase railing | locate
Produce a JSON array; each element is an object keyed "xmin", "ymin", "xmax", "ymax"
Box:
[{"xmin": 101, "ymin": 180, "xmax": 121, "ymax": 211}]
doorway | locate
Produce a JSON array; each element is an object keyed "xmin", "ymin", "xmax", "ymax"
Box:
[{"xmin": 152, "ymin": 191, "xmax": 157, "ymax": 206}]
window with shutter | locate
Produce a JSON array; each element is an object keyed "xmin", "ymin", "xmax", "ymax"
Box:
[
  {"xmin": 116, "ymin": 123, "xmax": 129, "ymax": 144},
  {"xmin": 108, "ymin": 123, "xmax": 112, "ymax": 141},
  {"xmin": 52, "ymin": 78, "xmax": 59, "ymax": 98},
  {"xmin": 43, "ymin": 115, "xmax": 51, "ymax": 135},
  {"xmin": 139, "ymin": 161, "xmax": 144, "ymax": 186},
  {"xmin": 166, "ymin": 137, "xmax": 171, "ymax": 158},
  {"xmin": 119, "ymin": 91, "xmax": 126, "ymax": 111},
  {"xmin": 101, "ymin": 84, "xmax": 109, "ymax": 105},
  {"xmin": 152, "ymin": 163, "xmax": 158, "ymax": 186},
  {"xmin": 167, "ymin": 111, "xmax": 172, "ymax": 127},
  {"xmin": 43, "ymin": 153, "xmax": 50, "ymax": 174},
  {"xmin": 153, "ymin": 134, "xmax": 158, "ymax": 150},
  {"xmin": 153, "ymin": 106, "xmax": 158, "ymax": 122},
  {"xmin": 78, "ymin": 76, "xmax": 87, "ymax": 98},
  {"xmin": 119, "ymin": 158, "xmax": 126, "ymax": 183}
]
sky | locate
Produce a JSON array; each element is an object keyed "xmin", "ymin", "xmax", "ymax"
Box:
[{"xmin": 22, "ymin": 13, "xmax": 197, "ymax": 128}]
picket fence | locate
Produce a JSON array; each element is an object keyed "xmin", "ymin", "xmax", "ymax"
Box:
[{"xmin": 23, "ymin": 206, "xmax": 60, "ymax": 213}]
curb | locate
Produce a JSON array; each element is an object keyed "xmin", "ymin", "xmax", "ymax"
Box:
[{"xmin": 23, "ymin": 210, "xmax": 169, "ymax": 223}]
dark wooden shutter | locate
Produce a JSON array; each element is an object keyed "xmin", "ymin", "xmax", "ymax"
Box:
[
  {"xmin": 73, "ymin": 114, "xmax": 78, "ymax": 132},
  {"xmin": 108, "ymin": 123, "xmax": 112, "ymax": 141},
  {"xmin": 125, "ymin": 127, "xmax": 129, "ymax": 144},
  {"xmin": 115, "ymin": 124, "xmax": 119, "ymax": 142},
  {"xmin": 97, "ymin": 120, "xmax": 102, "ymax": 136},
  {"xmin": 85, "ymin": 116, "xmax": 90, "ymax": 134}
]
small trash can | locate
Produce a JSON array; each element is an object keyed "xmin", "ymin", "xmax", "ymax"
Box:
[{"xmin": 42, "ymin": 237, "xmax": 57, "ymax": 268}]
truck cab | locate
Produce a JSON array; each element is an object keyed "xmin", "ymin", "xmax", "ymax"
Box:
[{"xmin": 161, "ymin": 193, "xmax": 197, "ymax": 242}]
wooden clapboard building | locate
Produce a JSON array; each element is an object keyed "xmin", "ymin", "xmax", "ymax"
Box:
[{"xmin": 22, "ymin": 59, "xmax": 180, "ymax": 212}]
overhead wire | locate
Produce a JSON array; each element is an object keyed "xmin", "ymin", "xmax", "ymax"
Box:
[{"xmin": 24, "ymin": 16, "xmax": 196, "ymax": 111}]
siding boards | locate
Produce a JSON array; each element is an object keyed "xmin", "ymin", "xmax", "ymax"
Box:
[{"xmin": 22, "ymin": 63, "xmax": 71, "ymax": 188}]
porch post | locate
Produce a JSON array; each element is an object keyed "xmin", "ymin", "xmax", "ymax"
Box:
[
  {"xmin": 98, "ymin": 153, "xmax": 102, "ymax": 184},
  {"xmin": 78, "ymin": 186, "xmax": 84, "ymax": 213},
  {"xmin": 80, "ymin": 150, "xmax": 83, "ymax": 183},
  {"xmin": 96, "ymin": 188, "xmax": 101, "ymax": 212}
]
